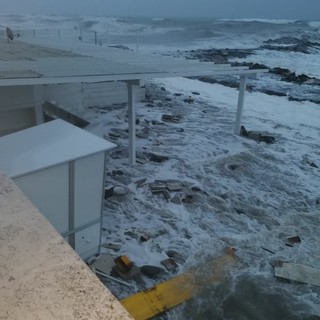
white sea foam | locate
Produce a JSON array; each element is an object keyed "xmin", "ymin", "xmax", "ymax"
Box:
[{"xmin": 219, "ymin": 18, "xmax": 298, "ymax": 24}]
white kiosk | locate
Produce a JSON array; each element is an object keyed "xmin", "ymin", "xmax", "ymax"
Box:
[{"xmin": 0, "ymin": 119, "xmax": 115, "ymax": 259}]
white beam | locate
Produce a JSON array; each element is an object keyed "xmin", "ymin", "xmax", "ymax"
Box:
[
  {"xmin": 0, "ymin": 69, "xmax": 267, "ymax": 87},
  {"xmin": 128, "ymin": 82, "xmax": 137, "ymax": 165},
  {"xmin": 234, "ymin": 75, "xmax": 247, "ymax": 135}
]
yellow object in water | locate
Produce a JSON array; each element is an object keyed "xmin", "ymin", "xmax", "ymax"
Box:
[{"xmin": 120, "ymin": 248, "xmax": 236, "ymax": 320}]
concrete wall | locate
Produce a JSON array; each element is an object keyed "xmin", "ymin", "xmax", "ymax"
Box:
[
  {"xmin": 0, "ymin": 81, "xmax": 145, "ymax": 136},
  {"xmin": 82, "ymin": 81, "xmax": 145, "ymax": 108},
  {"xmin": 0, "ymin": 171, "xmax": 133, "ymax": 320},
  {"xmin": 45, "ymin": 83, "xmax": 84, "ymax": 114},
  {"xmin": 0, "ymin": 85, "xmax": 37, "ymax": 135}
]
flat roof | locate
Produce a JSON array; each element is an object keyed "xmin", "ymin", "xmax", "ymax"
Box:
[
  {"xmin": 0, "ymin": 119, "xmax": 115, "ymax": 178},
  {"xmin": 0, "ymin": 41, "xmax": 267, "ymax": 87}
]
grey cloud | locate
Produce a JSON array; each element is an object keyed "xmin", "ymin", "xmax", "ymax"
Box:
[{"xmin": 1, "ymin": 0, "xmax": 319, "ymax": 20}]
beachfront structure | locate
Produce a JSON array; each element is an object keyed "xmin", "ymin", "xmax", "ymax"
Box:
[
  {"xmin": 0, "ymin": 119, "xmax": 115, "ymax": 260},
  {"xmin": 0, "ymin": 40, "xmax": 267, "ymax": 165},
  {"xmin": 0, "ymin": 38, "xmax": 267, "ymax": 319}
]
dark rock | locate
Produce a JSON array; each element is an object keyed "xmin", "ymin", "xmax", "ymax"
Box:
[
  {"xmin": 109, "ymin": 44, "xmax": 132, "ymax": 51},
  {"xmin": 261, "ymin": 36, "xmax": 320, "ymax": 54},
  {"xmin": 192, "ymin": 91, "xmax": 200, "ymax": 95},
  {"xmin": 160, "ymin": 87, "xmax": 166, "ymax": 91},
  {"xmin": 111, "ymin": 264, "xmax": 140, "ymax": 280},
  {"xmin": 140, "ymin": 233, "xmax": 150, "ymax": 242},
  {"xmin": 124, "ymin": 230, "xmax": 138, "ymax": 239},
  {"xmin": 183, "ymin": 96, "xmax": 194, "ymax": 104},
  {"xmin": 171, "ymin": 195, "xmax": 181, "ymax": 205},
  {"xmin": 149, "ymin": 182, "xmax": 166, "ymax": 193},
  {"xmin": 140, "ymin": 265, "xmax": 165, "ymax": 277},
  {"xmin": 162, "ymin": 190, "xmax": 171, "ymax": 200},
  {"xmin": 161, "ymin": 114, "xmax": 182, "ymax": 123},
  {"xmin": 240, "ymin": 126, "xmax": 276, "ymax": 144},
  {"xmin": 104, "ymin": 187, "xmax": 114, "ymax": 199},
  {"xmin": 149, "ymin": 152, "xmax": 169, "ymax": 163},
  {"xmin": 182, "ymin": 194, "xmax": 194, "ymax": 204},
  {"xmin": 166, "ymin": 182, "xmax": 183, "ymax": 192},
  {"xmin": 166, "ymin": 250, "xmax": 186, "ymax": 264},
  {"xmin": 240, "ymin": 125, "xmax": 248, "ymax": 137},
  {"xmin": 184, "ymin": 48, "xmax": 254, "ymax": 64},
  {"xmin": 174, "ymin": 93, "xmax": 183, "ymax": 96},
  {"xmin": 111, "ymin": 170, "xmax": 124, "ymax": 176},
  {"xmin": 306, "ymin": 160, "xmax": 318, "ymax": 168},
  {"xmin": 176, "ymin": 128, "xmax": 184, "ymax": 132},
  {"xmin": 113, "ymin": 186, "xmax": 128, "ymax": 196},
  {"xmin": 135, "ymin": 177, "xmax": 147, "ymax": 187},
  {"xmin": 228, "ymin": 164, "xmax": 239, "ymax": 171},
  {"xmin": 261, "ymin": 89, "xmax": 287, "ymax": 97},
  {"xmin": 136, "ymin": 127, "xmax": 150, "ymax": 139}
]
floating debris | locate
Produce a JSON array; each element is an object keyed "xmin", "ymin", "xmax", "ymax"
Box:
[
  {"xmin": 95, "ymin": 269, "xmax": 132, "ymax": 287},
  {"xmin": 90, "ymin": 254, "xmax": 115, "ymax": 275},
  {"xmin": 166, "ymin": 182, "xmax": 183, "ymax": 192},
  {"xmin": 182, "ymin": 194, "xmax": 194, "ymax": 204},
  {"xmin": 135, "ymin": 177, "xmax": 147, "ymax": 188},
  {"xmin": 100, "ymin": 242, "xmax": 122, "ymax": 251},
  {"xmin": 113, "ymin": 255, "xmax": 140, "ymax": 280},
  {"xmin": 161, "ymin": 114, "xmax": 182, "ymax": 123},
  {"xmin": 136, "ymin": 126, "xmax": 150, "ymax": 139},
  {"xmin": 240, "ymin": 125, "xmax": 276, "ymax": 144},
  {"xmin": 140, "ymin": 233, "xmax": 150, "ymax": 242},
  {"xmin": 149, "ymin": 152, "xmax": 169, "ymax": 163},
  {"xmin": 285, "ymin": 235, "xmax": 301, "ymax": 247},
  {"xmin": 261, "ymin": 246, "xmax": 275, "ymax": 254},
  {"xmin": 274, "ymin": 261, "xmax": 320, "ymax": 287},
  {"xmin": 160, "ymin": 258, "xmax": 179, "ymax": 272},
  {"xmin": 149, "ymin": 181, "xmax": 166, "ymax": 193}
]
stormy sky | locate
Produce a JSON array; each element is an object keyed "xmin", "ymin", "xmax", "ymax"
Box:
[{"xmin": 1, "ymin": 0, "xmax": 319, "ymax": 20}]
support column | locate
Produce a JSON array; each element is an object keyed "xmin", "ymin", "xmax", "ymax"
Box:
[
  {"xmin": 234, "ymin": 75, "xmax": 247, "ymax": 135},
  {"xmin": 128, "ymin": 82, "xmax": 137, "ymax": 165},
  {"xmin": 33, "ymin": 85, "xmax": 44, "ymax": 125}
]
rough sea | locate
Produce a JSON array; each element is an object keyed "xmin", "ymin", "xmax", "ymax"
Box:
[{"xmin": 1, "ymin": 15, "xmax": 320, "ymax": 319}]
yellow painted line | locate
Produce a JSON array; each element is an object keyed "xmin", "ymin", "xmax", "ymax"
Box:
[{"xmin": 120, "ymin": 249, "xmax": 236, "ymax": 320}]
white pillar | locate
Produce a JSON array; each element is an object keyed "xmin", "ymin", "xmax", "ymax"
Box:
[
  {"xmin": 234, "ymin": 75, "xmax": 247, "ymax": 135},
  {"xmin": 128, "ymin": 82, "xmax": 137, "ymax": 165},
  {"xmin": 33, "ymin": 85, "xmax": 44, "ymax": 125}
]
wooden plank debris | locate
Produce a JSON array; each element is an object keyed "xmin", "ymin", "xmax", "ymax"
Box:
[
  {"xmin": 120, "ymin": 249, "xmax": 236, "ymax": 320},
  {"xmin": 274, "ymin": 261, "xmax": 320, "ymax": 287}
]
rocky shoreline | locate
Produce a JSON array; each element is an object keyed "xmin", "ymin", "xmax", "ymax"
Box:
[{"xmin": 175, "ymin": 36, "xmax": 320, "ymax": 104}]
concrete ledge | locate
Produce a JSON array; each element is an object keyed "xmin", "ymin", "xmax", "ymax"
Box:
[{"xmin": 0, "ymin": 171, "xmax": 132, "ymax": 320}]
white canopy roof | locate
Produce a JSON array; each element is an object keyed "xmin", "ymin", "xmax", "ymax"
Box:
[
  {"xmin": 0, "ymin": 119, "xmax": 115, "ymax": 178},
  {"xmin": 0, "ymin": 41, "xmax": 266, "ymax": 86}
]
